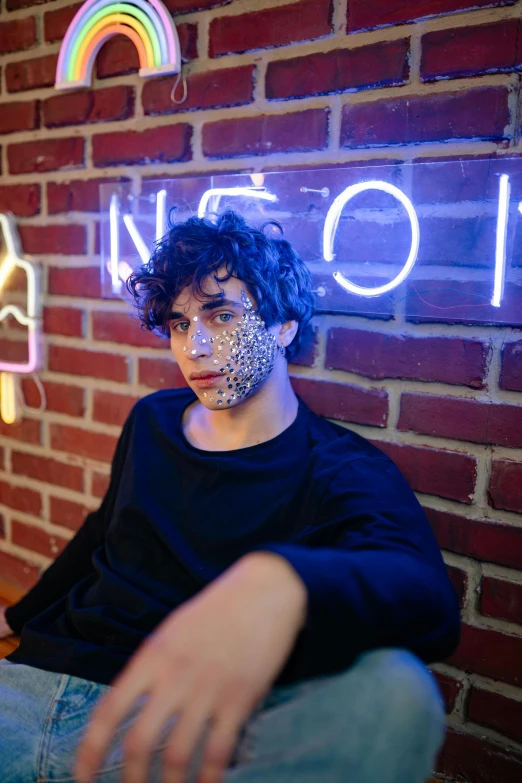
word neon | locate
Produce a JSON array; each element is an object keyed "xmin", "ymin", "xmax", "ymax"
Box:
[{"xmin": 107, "ymin": 177, "xmax": 517, "ymax": 308}]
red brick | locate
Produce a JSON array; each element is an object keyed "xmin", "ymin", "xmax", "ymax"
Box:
[
  {"xmin": 0, "ymin": 480, "xmax": 41, "ymax": 515},
  {"xmin": 500, "ymin": 340, "xmax": 522, "ymax": 391},
  {"xmin": 447, "ymin": 564, "xmax": 467, "ymax": 609},
  {"xmin": 92, "ymin": 311, "xmax": 167, "ymax": 349},
  {"xmin": 95, "ymin": 23, "xmax": 197, "ymax": 78},
  {"xmin": 11, "ymin": 451, "xmax": 84, "ymax": 492},
  {"xmin": 267, "ymin": 39, "xmax": 409, "ymax": 100},
  {"xmin": 50, "ymin": 496, "xmax": 97, "ymax": 532},
  {"xmin": 162, "ymin": 0, "xmax": 228, "ymax": 12},
  {"xmin": 371, "ymin": 441, "xmax": 476, "ymax": 503},
  {"xmin": 0, "ymin": 100, "xmax": 39, "ymax": 135},
  {"xmin": 43, "ymin": 306, "xmax": 84, "ymax": 338},
  {"xmin": 91, "ymin": 471, "xmax": 110, "ymax": 499},
  {"xmin": 468, "ymin": 686, "xmax": 522, "ymax": 744},
  {"xmin": 8, "ymin": 0, "xmax": 58, "ymax": 8},
  {"xmin": 20, "ymin": 379, "xmax": 85, "ymax": 417},
  {"xmin": 93, "ymin": 390, "xmax": 140, "ymax": 427},
  {"xmin": 50, "ymin": 423, "xmax": 118, "ymax": 463},
  {"xmin": 341, "ymin": 87, "xmax": 511, "ymax": 147},
  {"xmin": 210, "ymin": 0, "xmax": 332, "ymax": 57},
  {"xmin": 448, "ymin": 622, "xmax": 522, "ymax": 687},
  {"xmin": 138, "ymin": 357, "xmax": 188, "ymax": 390},
  {"xmin": 11, "ymin": 520, "xmax": 69, "ymax": 558},
  {"xmin": 47, "ymin": 178, "xmax": 129, "ymax": 214},
  {"xmin": 290, "ymin": 376, "xmax": 388, "ymax": 428},
  {"xmin": 203, "ymin": 109, "xmax": 329, "ymax": 158},
  {"xmin": 48, "ymin": 266, "xmax": 102, "ymax": 298},
  {"xmin": 433, "ymin": 672, "xmax": 463, "ymax": 714},
  {"xmin": 0, "ymin": 17, "xmax": 36, "ymax": 54},
  {"xmin": 5, "ymin": 54, "xmax": 57, "ymax": 92},
  {"xmin": 8, "ymin": 138, "xmax": 84, "ymax": 174},
  {"xmin": 49, "ymin": 345, "xmax": 129, "ymax": 383},
  {"xmin": 398, "ymin": 393, "xmax": 522, "ymax": 448},
  {"xmin": 489, "ymin": 460, "xmax": 522, "ymax": 514},
  {"xmin": 44, "ymin": 2, "xmax": 83, "ymax": 42},
  {"xmin": 437, "ymin": 727, "xmax": 522, "ymax": 783},
  {"xmin": 480, "ymin": 575, "xmax": 522, "ymax": 625},
  {"xmin": 143, "ymin": 64, "xmax": 254, "ymax": 116},
  {"xmin": 92, "ymin": 124, "xmax": 192, "ymax": 167},
  {"xmin": 0, "ymin": 417, "xmax": 41, "ymax": 446},
  {"xmin": 326, "ymin": 329, "xmax": 489, "ymax": 389},
  {"xmin": 348, "ymin": 0, "xmax": 517, "ymax": 32},
  {"xmin": 0, "ymin": 337, "xmax": 29, "ymax": 366},
  {"xmin": 421, "ymin": 19, "xmax": 522, "ymax": 82},
  {"xmin": 42, "ymin": 86, "xmax": 134, "ymax": 128},
  {"xmin": 0, "ymin": 551, "xmax": 40, "ymax": 591},
  {"xmin": 18, "ymin": 225, "xmax": 86, "ymax": 255},
  {"xmin": 0, "ymin": 184, "xmax": 39, "ymax": 217},
  {"xmin": 425, "ymin": 508, "xmax": 522, "ymax": 570}
]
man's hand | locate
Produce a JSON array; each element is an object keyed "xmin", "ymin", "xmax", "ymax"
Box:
[
  {"xmin": 0, "ymin": 605, "xmax": 14, "ymax": 639},
  {"xmin": 74, "ymin": 552, "xmax": 307, "ymax": 783}
]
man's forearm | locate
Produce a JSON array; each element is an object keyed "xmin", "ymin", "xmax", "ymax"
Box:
[{"xmin": 232, "ymin": 551, "xmax": 308, "ymax": 631}]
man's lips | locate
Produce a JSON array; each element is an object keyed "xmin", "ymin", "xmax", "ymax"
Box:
[{"xmin": 190, "ymin": 373, "xmax": 223, "ymax": 388}]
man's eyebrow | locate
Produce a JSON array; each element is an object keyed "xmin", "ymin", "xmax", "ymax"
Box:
[{"xmin": 169, "ymin": 298, "xmax": 243, "ymax": 319}]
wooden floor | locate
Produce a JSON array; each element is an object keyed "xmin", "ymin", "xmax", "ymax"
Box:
[{"xmin": 0, "ymin": 581, "xmax": 22, "ymax": 659}]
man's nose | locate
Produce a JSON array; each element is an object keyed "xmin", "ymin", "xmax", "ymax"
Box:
[{"xmin": 184, "ymin": 323, "xmax": 214, "ymax": 359}]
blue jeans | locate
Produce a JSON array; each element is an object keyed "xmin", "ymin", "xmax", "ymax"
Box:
[{"xmin": 0, "ymin": 647, "xmax": 445, "ymax": 783}]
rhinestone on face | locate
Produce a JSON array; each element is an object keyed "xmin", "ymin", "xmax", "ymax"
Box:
[
  {"xmin": 217, "ymin": 400, "xmax": 223, "ymax": 405},
  {"xmin": 191, "ymin": 349, "xmax": 197, "ymax": 355},
  {"xmin": 193, "ymin": 316, "xmax": 199, "ymax": 322},
  {"xmin": 213, "ymin": 359, "xmax": 219, "ymax": 365},
  {"xmin": 209, "ymin": 396, "xmax": 214, "ymax": 401}
]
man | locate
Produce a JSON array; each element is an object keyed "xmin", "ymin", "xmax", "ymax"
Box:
[{"xmin": 0, "ymin": 209, "xmax": 460, "ymax": 783}]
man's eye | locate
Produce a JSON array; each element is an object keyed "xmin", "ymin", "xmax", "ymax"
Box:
[
  {"xmin": 216, "ymin": 313, "xmax": 233, "ymax": 323},
  {"xmin": 172, "ymin": 322, "xmax": 189, "ymax": 332}
]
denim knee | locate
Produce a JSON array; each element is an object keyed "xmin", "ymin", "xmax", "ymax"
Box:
[{"xmin": 343, "ymin": 647, "xmax": 446, "ymax": 744}]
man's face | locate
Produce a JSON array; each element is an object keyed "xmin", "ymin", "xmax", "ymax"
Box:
[{"xmin": 169, "ymin": 273, "xmax": 278, "ymax": 410}]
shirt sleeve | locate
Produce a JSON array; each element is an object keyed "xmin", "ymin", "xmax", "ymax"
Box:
[
  {"xmin": 249, "ymin": 456, "xmax": 461, "ymax": 684},
  {"xmin": 4, "ymin": 408, "xmax": 135, "ymax": 636}
]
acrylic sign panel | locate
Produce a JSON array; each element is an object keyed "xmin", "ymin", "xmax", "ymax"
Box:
[{"xmin": 99, "ymin": 160, "xmax": 522, "ymax": 326}]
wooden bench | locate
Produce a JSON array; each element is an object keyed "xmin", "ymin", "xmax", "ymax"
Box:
[{"xmin": 0, "ymin": 581, "xmax": 22, "ymax": 660}]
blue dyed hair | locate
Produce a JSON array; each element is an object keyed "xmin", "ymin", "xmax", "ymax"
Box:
[{"xmin": 126, "ymin": 209, "xmax": 315, "ymax": 361}]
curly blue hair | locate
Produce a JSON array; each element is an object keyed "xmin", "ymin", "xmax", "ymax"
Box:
[{"xmin": 126, "ymin": 209, "xmax": 315, "ymax": 361}]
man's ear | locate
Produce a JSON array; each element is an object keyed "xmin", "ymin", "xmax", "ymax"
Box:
[{"xmin": 279, "ymin": 320, "xmax": 299, "ymax": 348}]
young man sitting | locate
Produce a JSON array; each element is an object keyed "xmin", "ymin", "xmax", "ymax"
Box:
[{"xmin": 0, "ymin": 209, "xmax": 460, "ymax": 783}]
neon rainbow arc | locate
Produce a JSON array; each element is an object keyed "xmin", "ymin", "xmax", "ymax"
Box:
[{"xmin": 55, "ymin": 0, "xmax": 181, "ymax": 91}]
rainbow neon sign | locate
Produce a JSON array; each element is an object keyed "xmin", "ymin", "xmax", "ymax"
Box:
[{"xmin": 55, "ymin": 0, "xmax": 181, "ymax": 91}]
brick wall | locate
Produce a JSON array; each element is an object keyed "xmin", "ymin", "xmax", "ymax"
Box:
[{"xmin": 1, "ymin": 0, "xmax": 522, "ymax": 780}]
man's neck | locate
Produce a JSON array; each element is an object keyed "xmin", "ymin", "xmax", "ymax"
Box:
[{"xmin": 182, "ymin": 369, "xmax": 299, "ymax": 452}]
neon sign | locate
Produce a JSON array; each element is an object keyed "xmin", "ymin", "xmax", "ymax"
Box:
[
  {"xmin": 55, "ymin": 0, "xmax": 181, "ymax": 92},
  {"xmin": 0, "ymin": 215, "xmax": 42, "ymax": 424},
  {"xmin": 99, "ymin": 162, "xmax": 522, "ymax": 325}
]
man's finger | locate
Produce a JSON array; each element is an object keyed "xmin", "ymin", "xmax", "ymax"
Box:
[
  {"xmin": 194, "ymin": 712, "xmax": 243, "ymax": 783},
  {"xmin": 160, "ymin": 692, "xmax": 217, "ymax": 783},
  {"xmin": 74, "ymin": 649, "xmax": 156, "ymax": 782},
  {"xmin": 119, "ymin": 678, "xmax": 192, "ymax": 783}
]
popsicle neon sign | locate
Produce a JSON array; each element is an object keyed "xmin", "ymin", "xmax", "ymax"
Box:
[
  {"xmin": 107, "ymin": 175, "xmax": 515, "ymax": 308},
  {"xmin": 0, "ymin": 215, "xmax": 41, "ymax": 424}
]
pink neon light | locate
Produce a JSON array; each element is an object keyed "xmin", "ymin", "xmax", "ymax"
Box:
[
  {"xmin": 56, "ymin": 0, "xmax": 177, "ymax": 82},
  {"xmin": 0, "ymin": 327, "xmax": 38, "ymax": 374}
]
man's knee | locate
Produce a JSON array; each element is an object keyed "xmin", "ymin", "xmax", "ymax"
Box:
[{"xmin": 332, "ymin": 648, "xmax": 446, "ymax": 748}]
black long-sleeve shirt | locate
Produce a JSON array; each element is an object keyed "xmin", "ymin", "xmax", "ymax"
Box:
[{"xmin": 5, "ymin": 387, "xmax": 460, "ymax": 686}]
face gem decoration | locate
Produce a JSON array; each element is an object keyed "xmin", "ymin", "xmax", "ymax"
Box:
[{"xmin": 203, "ymin": 290, "xmax": 276, "ymax": 408}]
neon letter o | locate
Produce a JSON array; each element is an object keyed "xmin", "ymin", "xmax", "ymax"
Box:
[{"xmin": 323, "ymin": 180, "xmax": 420, "ymax": 298}]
